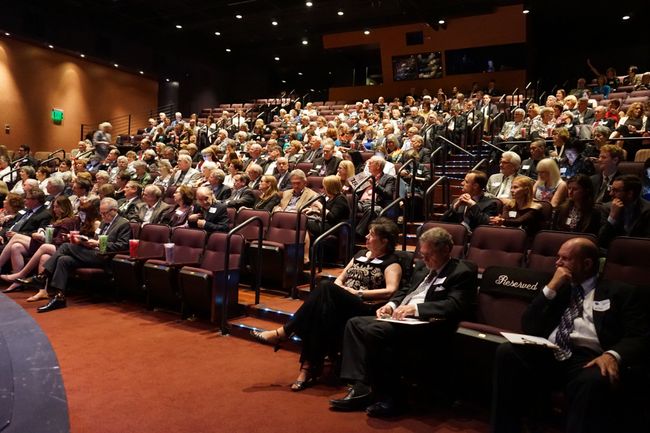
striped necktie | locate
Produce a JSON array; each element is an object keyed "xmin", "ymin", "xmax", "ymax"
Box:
[{"xmin": 553, "ymin": 285, "xmax": 585, "ymax": 361}]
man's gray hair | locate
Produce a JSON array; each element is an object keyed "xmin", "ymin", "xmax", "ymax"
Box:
[
  {"xmin": 178, "ymin": 154, "xmax": 193, "ymax": 164},
  {"xmin": 101, "ymin": 197, "xmax": 118, "ymax": 211},
  {"xmin": 144, "ymin": 184, "xmax": 162, "ymax": 199},
  {"xmin": 369, "ymin": 155, "xmax": 387, "ymax": 169},
  {"xmin": 502, "ymin": 151, "xmax": 521, "ymax": 169},
  {"xmin": 48, "ymin": 176, "xmax": 65, "ymax": 190},
  {"xmin": 95, "ymin": 170, "xmax": 110, "ymax": 180},
  {"xmin": 289, "ymin": 169, "xmax": 307, "ymax": 181},
  {"xmin": 247, "ymin": 163, "xmax": 263, "ymax": 176},
  {"xmin": 420, "ymin": 227, "xmax": 453, "ymax": 251}
]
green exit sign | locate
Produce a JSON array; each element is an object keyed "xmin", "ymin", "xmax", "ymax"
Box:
[{"xmin": 51, "ymin": 108, "xmax": 64, "ymax": 125}]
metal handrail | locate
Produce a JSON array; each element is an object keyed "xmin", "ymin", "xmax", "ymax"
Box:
[
  {"xmin": 72, "ymin": 149, "xmax": 94, "ymax": 160},
  {"xmin": 309, "ymin": 221, "xmax": 352, "ymax": 292},
  {"xmin": 38, "ymin": 156, "xmax": 62, "ymax": 167},
  {"xmin": 481, "ymin": 139, "xmax": 507, "ymax": 154},
  {"xmin": 378, "ymin": 197, "xmax": 407, "ymax": 251},
  {"xmin": 471, "ymin": 158, "xmax": 489, "ymax": 171},
  {"xmin": 46, "ymin": 149, "xmax": 66, "ymax": 160},
  {"xmin": 424, "ymin": 175, "xmax": 449, "ymax": 219},
  {"xmin": 219, "ymin": 216, "xmax": 264, "ymax": 335},
  {"xmin": 437, "ymin": 136, "xmax": 474, "ymax": 158}
]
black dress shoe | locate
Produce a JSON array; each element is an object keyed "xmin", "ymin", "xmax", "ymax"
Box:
[
  {"xmin": 366, "ymin": 398, "xmax": 404, "ymax": 418},
  {"xmin": 2, "ymin": 285, "xmax": 24, "ymax": 293},
  {"xmin": 16, "ymin": 274, "xmax": 47, "ymax": 288},
  {"xmin": 330, "ymin": 383, "xmax": 373, "ymax": 411},
  {"xmin": 37, "ymin": 295, "xmax": 66, "ymax": 313}
]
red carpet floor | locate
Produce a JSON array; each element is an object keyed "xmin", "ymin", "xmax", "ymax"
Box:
[{"xmin": 6, "ymin": 291, "xmax": 490, "ymax": 433}]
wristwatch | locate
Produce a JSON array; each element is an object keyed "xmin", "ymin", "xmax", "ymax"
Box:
[{"xmin": 357, "ymin": 290, "xmax": 364, "ymax": 300}]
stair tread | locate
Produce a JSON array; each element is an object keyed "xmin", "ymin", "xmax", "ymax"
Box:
[{"xmin": 229, "ymin": 315, "xmax": 290, "ymax": 330}]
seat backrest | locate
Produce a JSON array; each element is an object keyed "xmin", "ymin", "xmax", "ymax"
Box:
[
  {"xmin": 129, "ymin": 222, "xmax": 141, "ymax": 240},
  {"xmin": 163, "ymin": 185, "xmax": 177, "ymax": 205},
  {"xmin": 466, "ymin": 226, "xmax": 527, "ymax": 270},
  {"xmin": 306, "ymin": 176, "xmax": 324, "ymax": 193},
  {"xmin": 200, "ymin": 232, "xmax": 245, "ymax": 271},
  {"xmin": 137, "ymin": 224, "xmax": 170, "ymax": 257},
  {"xmin": 171, "ymin": 227, "xmax": 206, "ymax": 263},
  {"xmin": 227, "ymin": 207, "xmax": 237, "ymax": 229},
  {"xmin": 528, "ymin": 231, "xmax": 597, "ymax": 273},
  {"xmin": 266, "ymin": 211, "xmax": 307, "ymax": 244},
  {"xmin": 476, "ymin": 266, "xmax": 552, "ymax": 332},
  {"xmin": 633, "ymin": 148, "xmax": 650, "ymax": 162},
  {"xmin": 417, "ymin": 221, "xmax": 468, "ymax": 258},
  {"xmin": 295, "ymin": 162, "xmax": 313, "ymax": 173},
  {"xmin": 602, "ymin": 237, "xmax": 650, "ymax": 287},
  {"xmin": 234, "ymin": 209, "xmax": 270, "ymax": 240},
  {"xmin": 533, "ymin": 200, "xmax": 553, "ymax": 229},
  {"xmin": 617, "ymin": 161, "xmax": 643, "ymax": 177}
]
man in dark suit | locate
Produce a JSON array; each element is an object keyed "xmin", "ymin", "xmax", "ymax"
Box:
[
  {"xmin": 590, "ymin": 144, "xmax": 623, "ymax": 204},
  {"xmin": 519, "ymin": 139, "xmax": 546, "ymax": 180},
  {"xmin": 12, "ymin": 144, "xmax": 38, "ymax": 168},
  {"xmin": 37, "ymin": 197, "xmax": 131, "ymax": 312},
  {"xmin": 137, "ymin": 185, "xmax": 172, "ymax": 225},
  {"xmin": 491, "ymin": 238, "xmax": 649, "ymax": 433},
  {"xmin": 6, "ymin": 189, "xmax": 52, "ymax": 238},
  {"xmin": 330, "ymin": 227, "xmax": 478, "ymax": 416},
  {"xmin": 207, "ymin": 169, "xmax": 232, "ymax": 202},
  {"xmin": 309, "ymin": 142, "xmax": 341, "ymax": 177},
  {"xmin": 441, "ymin": 170, "xmax": 499, "ymax": 231},
  {"xmin": 242, "ymin": 143, "xmax": 267, "ymax": 171},
  {"xmin": 355, "ymin": 156, "xmax": 396, "ymax": 237},
  {"xmin": 573, "ymin": 98, "xmax": 596, "ymax": 140},
  {"xmin": 598, "ymin": 175, "xmax": 650, "ymax": 248},
  {"xmin": 117, "ymin": 181, "xmax": 145, "ymax": 223},
  {"xmin": 223, "ymin": 173, "xmax": 256, "ymax": 208},
  {"xmin": 298, "ymin": 136, "xmax": 323, "ymax": 163},
  {"xmin": 188, "ymin": 187, "xmax": 229, "ymax": 233},
  {"xmin": 274, "ymin": 157, "xmax": 291, "ymax": 191}
]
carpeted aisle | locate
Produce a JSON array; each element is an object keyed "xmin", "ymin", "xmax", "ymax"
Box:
[{"xmin": 5, "ymin": 292, "xmax": 489, "ymax": 433}]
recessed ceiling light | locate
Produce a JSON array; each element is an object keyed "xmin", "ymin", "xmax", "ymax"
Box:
[
  {"xmin": 139, "ymin": 71, "xmax": 144, "ymax": 75},
  {"xmin": 363, "ymin": 30, "xmax": 370, "ymax": 35},
  {"xmin": 214, "ymin": 31, "xmax": 221, "ymax": 36},
  {"xmin": 48, "ymin": 44, "xmax": 54, "ymax": 49},
  {"xmin": 302, "ymin": 39, "xmax": 309, "ymax": 45},
  {"xmin": 622, "ymin": 15, "xmax": 630, "ymax": 20},
  {"xmin": 80, "ymin": 53, "xmax": 86, "ymax": 58},
  {"xmin": 438, "ymin": 19, "xmax": 445, "ymax": 24},
  {"xmin": 114, "ymin": 63, "xmax": 119, "ymax": 68},
  {"xmin": 337, "ymin": 10, "xmax": 344, "ymax": 16},
  {"xmin": 298, "ymin": 72, "xmax": 303, "ymax": 76},
  {"xmin": 175, "ymin": 24, "xmax": 182, "ymax": 29},
  {"xmin": 274, "ymin": 57, "xmax": 280, "ymax": 61},
  {"xmin": 305, "ymin": 1, "xmax": 313, "ymax": 6},
  {"xmin": 522, "ymin": 9, "xmax": 530, "ymax": 14},
  {"xmin": 165, "ymin": 78, "xmax": 170, "ymax": 82},
  {"xmin": 235, "ymin": 14, "xmax": 243, "ymax": 19},
  {"xmin": 271, "ymin": 20, "xmax": 278, "ymax": 26},
  {"xmin": 225, "ymin": 48, "xmax": 231, "ymax": 53},
  {"xmin": 282, "ymin": 80, "xmax": 287, "ymax": 83},
  {"xmin": 4, "ymin": 32, "xmax": 10, "ymax": 36}
]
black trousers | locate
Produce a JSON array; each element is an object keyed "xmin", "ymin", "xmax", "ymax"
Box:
[
  {"xmin": 284, "ymin": 280, "xmax": 376, "ymax": 365},
  {"xmin": 340, "ymin": 315, "xmax": 455, "ymax": 397},
  {"xmin": 491, "ymin": 343, "xmax": 619, "ymax": 433}
]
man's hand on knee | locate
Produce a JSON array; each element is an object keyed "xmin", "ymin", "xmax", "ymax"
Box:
[{"xmin": 584, "ymin": 353, "xmax": 619, "ymax": 384}]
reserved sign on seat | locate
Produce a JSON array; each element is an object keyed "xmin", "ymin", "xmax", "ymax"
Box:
[{"xmin": 480, "ymin": 266, "xmax": 552, "ymax": 300}]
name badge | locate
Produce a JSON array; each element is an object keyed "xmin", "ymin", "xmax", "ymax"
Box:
[
  {"xmin": 315, "ymin": 165, "xmax": 322, "ymax": 169},
  {"xmin": 356, "ymin": 256, "xmax": 369, "ymax": 263},
  {"xmin": 370, "ymin": 258, "xmax": 384, "ymax": 264},
  {"xmin": 417, "ymin": 169, "xmax": 423, "ymax": 174},
  {"xmin": 95, "ymin": 228, "xmax": 102, "ymax": 235},
  {"xmin": 508, "ymin": 211, "xmax": 517, "ymax": 218},
  {"xmin": 18, "ymin": 210, "xmax": 26, "ymax": 215},
  {"xmin": 45, "ymin": 201, "xmax": 51, "ymax": 207},
  {"xmin": 492, "ymin": 182, "xmax": 500, "ymax": 188},
  {"xmin": 209, "ymin": 207, "xmax": 217, "ymax": 214},
  {"xmin": 565, "ymin": 218, "xmax": 572, "ymax": 225},
  {"xmin": 593, "ymin": 299, "xmax": 610, "ymax": 312},
  {"xmin": 433, "ymin": 277, "xmax": 446, "ymax": 285},
  {"xmin": 175, "ymin": 209, "xmax": 184, "ymax": 215},
  {"xmin": 434, "ymin": 285, "xmax": 446, "ymax": 292},
  {"xmin": 560, "ymin": 167, "xmax": 567, "ymax": 174},
  {"xmin": 522, "ymin": 165, "xmax": 530, "ymax": 170}
]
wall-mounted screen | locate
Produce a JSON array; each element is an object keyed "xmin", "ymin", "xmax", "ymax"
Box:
[{"xmin": 392, "ymin": 51, "xmax": 442, "ymax": 81}]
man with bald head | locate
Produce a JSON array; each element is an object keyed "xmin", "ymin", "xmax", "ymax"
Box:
[
  {"xmin": 492, "ymin": 237, "xmax": 649, "ymax": 433},
  {"xmin": 188, "ymin": 187, "xmax": 229, "ymax": 233}
]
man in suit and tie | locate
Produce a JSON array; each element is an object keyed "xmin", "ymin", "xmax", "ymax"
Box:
[
  {"xmin": 299, "ymin": 136, "xmax": 323, "ymax": 163},
  {"xmin": 37, "ymin": 197, "xmax": 131, "ymax": 312},
  {"xmin": 491, "ymin": 237, "xmax": 649, "ymax": 433},
  {"xmin": 224, "ymin": 173, "xmax": 256, "ymax": 208},
  {"xmin": 117, "ymin": 181, "xmax": 145, "ymax": 223},
  {"xmin": 591, "ymin": 145, "xmax": 623, "ymax": 204},
  {"xmin": 274, "ymin": 169, "xmax": 318, "ymax": 213},
  {"xmin": 356, "ymin": 156, "xmax": 396, "ymax": 237},
  {"xmin": 246, "ymin": 163, "xmax": 264, "ymax": 190},
  {"xmin": 441, "ymin": 170, "xmax": 499, "ymax": 231},
  {"xmin": 188, "ymin": 187, "xmax": 229, "ymax": 233},
  {"xmin": 243, "ymin": 143, "xmax": 266, "ymax": 171},
  {"xmin": 138, "ymin": 185, "xmax": 172, "ymax": 225},
  {"xmin": 274, "ymin": 157, "xmax": 291, "ymax": 191},
  {"xmin": 309, "ymin": 142, "xmax": 341, "ymax": 177},
  {"xmin": 170, "ymin": 155, "xmax": 201, "ymax": 187},
  {"xmin": 487, "ymin": 151, "xmax": 521, "ymax": 199},
  {"xmin": 3, "ymin": 189, "xmax": 52, "ymax": 247},
  {"xmin": 598, "ymin": 175, "xmax": 650, "ymax": 248},
  {"xmin": 330, "ymin": 227, "xmax": 478, "ymax": 416},
  {"xmin": 207, "ymin": 169, "xmax": 232, "ymax": 202}
]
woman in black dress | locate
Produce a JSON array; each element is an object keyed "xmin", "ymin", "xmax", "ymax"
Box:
[
  {"xmin": 253, "ymin": 217, "xmax": 402, "ymax": 391},
  {"xmin": 253, "ymin": 175, "xmax": 281, "ymax": 212}
]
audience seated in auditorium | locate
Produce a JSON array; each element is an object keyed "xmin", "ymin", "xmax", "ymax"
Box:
[
  {"xmin": 491, "ymin": 237, "xmax": 649, "ymax": 433},
  {"xmin": 224, "ymin": 173, "xmax": 256, "ymax": 208},
  {"xmin": 273, "ymin": 169, "xmax": 318, "ymax": 213},
  {"xmin": 187, "ymin": 187, "xmax": 229, "ymax": 233},
  {"xmin": 441, "ymin": 170, "xmax": 498, "ymax": 231},
  {"xmin": 553, "ymin": 175, "xmax": 601, "ymax": 235},
  {"xmin": 519, "ymin": 139, "xmax": 546, "ymax": 180},
  {"xmin": 330, "ymin": 227, "xmax": 477, "ymax": 417},
  {"xmin": 533, "ymin": 158, "xmax": 568, "ymax": 208},
  {"xmin": 591, "ymin": 145, "xmax": 623, "ymax": 204},
  {"xmin": 252, "ymin": 218, "xmax": 401, "ymax": 392},
  {"xmin": 490, "ymin": 175, "xmax": 543, "ymax": 239},
  {"xmin": 253, "ymin": 175, "xmax": 281, "ymax": 212},
  {"xmin": 487, "ymin": 151, "xmax": 521, "ymax": 199},
  {"xmin": 355, "ymin": 156, "xmax": 395, "ymax": 237}
]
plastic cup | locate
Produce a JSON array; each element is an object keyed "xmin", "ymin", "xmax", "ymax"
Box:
[
  {"xmin": 129, "ymin": 239, "xmax": 139, "ymax": 258},
  {"xmin": 45, "ymin": 226, "xmax": 54, "ymax": 244},
  {"xmin": 164, "ymin": 243, "xmax": 175, "ymax": 263},
  {"xmin": 98, "ymin": 235, "xmax": 108, "ymax": 254},
  {"xmin": 69, "ymin": 230, "xmax": 80, "ymax": 244}
]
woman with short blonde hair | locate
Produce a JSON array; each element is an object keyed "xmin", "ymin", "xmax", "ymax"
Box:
[{"xmin": 534, "ymin": 158, "xmax": 568, "ymax": 208}]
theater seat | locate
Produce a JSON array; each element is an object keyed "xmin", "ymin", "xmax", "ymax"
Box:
[
  {"xmin": 178, "ymin": 232, "xmax": 245, "ymax": 322},
  {"xmin": 465, "ymin": 226, "xmax": 527, "ymax": 273},
  {"xmin": 528, "ymin": 231, "xmax": 597, "ymax": 273},
  {"xmin": 602, "ymin": 237, "xmax": 650, "ymax": 287},
  {"xmin": 416, "ymin": 221, "xmax": 469, "ymax": 258}
]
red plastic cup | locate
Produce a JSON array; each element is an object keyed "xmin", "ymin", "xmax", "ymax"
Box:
[
  {"xmin": 129, "ymin": 239, "xmax": 139, "ymax": 258},
  {"xmin": 69, "ymin": 230, "xmax": 80, "ymax": 244}
]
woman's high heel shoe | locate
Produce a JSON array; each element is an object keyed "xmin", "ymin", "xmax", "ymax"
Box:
[
  {"xmin": 291, "ymin": 364, "xmax": 320, "ymax": 392},
  {"xmin": 250, "ymin": 329, "xmax": 285, "ymax": 352}
]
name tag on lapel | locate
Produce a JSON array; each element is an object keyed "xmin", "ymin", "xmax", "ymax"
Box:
[
  {"xmin": 508, "ymin": 211, "xmax": 517, "ymax": 218},
  {"xmin": 432, "ymin": 277, "xmax": 447, "ymax": 291},
  {"xmin": 45, "ymin": 201, "xmax": 51, "ymax": 207},
  {"xmin": 593, "ymin": 299, "xmax": 610, "ymax": 312},
  {"xmin": 95, "ymin": 228, "xmax": 102, "ymax": 235},
  {"xmin": 18, "ymin": 210, "xmax": 26, "ymax": 215},
  {"xmin": 521, "ymin": 165, "xmax": 530, "ymax": 170},
  {"xmin": 209, "ymin": 207, "xmax": 217, "ymax": 214}
]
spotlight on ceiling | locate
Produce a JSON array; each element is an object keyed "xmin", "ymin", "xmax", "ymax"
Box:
[
  {"xmin": 271, "ymin": 20, "xmax": 278, "ymax": 26},
  {"xmin": 175, "ymin": 24, "xmax": 182, "ymax": 29},
  {"xmin": 301, "ymin": 39, "xmax": 309, "ymax": 45},
  {"xmin": 235, "ymin": 14, "xmax": 243, "ymax": 19},
  {"xmin": 363, "ymin": 30, "xmax": 370, "ymax": 35},
  {"xmin": 214, "ymin": 31, "xmax": 221, "ymax": 36},
  {"xmin": 305, "ymin": 1, "xmax": 313, "ymax": 7}
]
